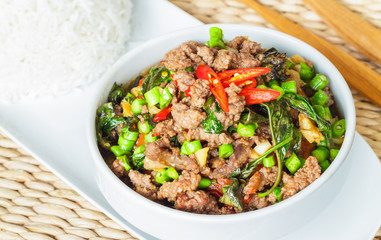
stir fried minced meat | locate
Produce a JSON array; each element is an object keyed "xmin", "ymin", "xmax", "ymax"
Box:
[{"xmin": 96, "ymin": 27, "xmax": 345, "ymax": 214}]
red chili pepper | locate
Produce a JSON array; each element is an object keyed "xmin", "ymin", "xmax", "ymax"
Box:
[
  {"xmin": 153, "ymin": 106, "xmax": 172, "ymax": 122},
  {"xmin": 184, "ymin": 84, "xmax": 194, "ymax": 97},
  {"xmin": 243, "ymin": 195, "xmax": 254, "ymax": 204},
  {"xmin": 196, "ymin": 65, "xmax": 229, "ymax": 112},
  {"xmin": 136, "ymin": 133, "xmax": 145, "ymax": 148},
  {"xmin": 152, "ymin": 132, "xmax": 161, "ymax": 137},
  {"xmin": 218, "ymin": 67, "xmax": 271, "ymax": 79},
  {"xmin": 219, "ymin": 67, "xmax": 271, "ymax": 87},
  {"xmin": 138, "ymin": 78, "xmax": 144, "ymax": 87},
  {"xmin": 239, "ymin": 88, "xmax": 281, "ymax": 105},
  {"xmin": 298, "ymin": 138, "xmax": 315, "ymax": 159},
  {"xmin": 206, "ymin": 178, "xmax": 232, "ymax": 196}
]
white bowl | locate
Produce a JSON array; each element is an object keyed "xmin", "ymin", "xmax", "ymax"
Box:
[{"xmin": 87, "ymin": 24, "xmax": 356, "ymax": 240}]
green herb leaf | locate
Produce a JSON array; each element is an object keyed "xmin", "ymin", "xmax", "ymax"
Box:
[
  {"xmin": 96, "ymin": 102, "xmax": 127, "ymax": 149},
  {"xmin": 283, "ymin": 94, "xmax": 331, "ymax": 134},
  {"xmin": 291, "ymin": 126, "xmax": 303, "ymax": 154},
  {"xmin": 260, "ymin": 48, "xmax": 288, "ymax": 81},
  {"xmin": 258, "ymin": 99, "xmax": 294, "ymax": 198},
  {"xmin": 239, "ymin": 108, "xmax": 267, "ymax": 125},
  {"xmin": 219, "ymin": 178, "xmax": 244, "ymax": 210},
  {"xmin": 141, "ymin": 66, "xmax": 172, "ymax": 94},
  {"xmin": 131, "ymin": 153, "xmax": 145, "ymax": 170},
  {"xmin": 108, "ymin": 83, "xmax": 125, "ymax": 105},
  {"xmin": 202, "ymin": 96, "xmax": 223, "ymax": 134},
  {"xmin": 219, "ymin": 136, "xmax": 293, "ymax": 210},
  {"xmin": 261, "ymin": 99, "xmax": 294, "ymax": 162}
]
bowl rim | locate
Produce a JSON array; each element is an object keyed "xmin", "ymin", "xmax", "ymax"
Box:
[{"xmin": 87, "ymin": 23, "xmax": 356, "ymax": 222}]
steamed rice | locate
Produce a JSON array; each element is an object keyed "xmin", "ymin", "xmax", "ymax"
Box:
[{"xmin": 0, "ymin": 0, "xmax": 133, "ymax": 103}]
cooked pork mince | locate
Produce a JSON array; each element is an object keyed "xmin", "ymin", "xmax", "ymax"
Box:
[{"xmin": 96, "ymin": 27, "xmax": 346, "ymax": 214}]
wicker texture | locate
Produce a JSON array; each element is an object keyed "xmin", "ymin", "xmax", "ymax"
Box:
[
  {"xmin": 0, "ymin": 0, "xmax": 380, "ymax": 239},
  {"xmin": 0, "ymin": 131, "xmax": 137, "ymax": 240}
]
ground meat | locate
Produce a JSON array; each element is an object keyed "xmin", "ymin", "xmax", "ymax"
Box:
[
  {"xmin": 209, "ymin": 157, "xmax": 226, "ymax": 169},
  {"xmin": 144, "ymin": 138, "xmax": 200, "ymax": 172},
  {"xmin": 161, "ymin": 48, "xmax": 193, "ymax": 71},
  {"xmin": 209, "ymin": 148, "xmax": 219, "ymax": 158},
  {"xmin": 290, "ymin": 108, "xmax": 299, "ymax": 126},
  {"xmin": 226, "ymin": 36, "xmax": 246, "ymax": 50},
  {"xmin": 243, "ymin": 174, "xmax": 259, "ymax": 198},
  {"xmin": 109, "ymin": 129, "xmax": 118, "ymax": 143},
  {"xmin": 212, "ymin": 50, "xmax": 236, "ymax": 72},
  {"xmin": 293, "ymin": 156, "xmax": 321, "ymax": 190},
  {"xmin": 214, "ymin": 84, "xmax": 245, "ymax": 130},
  {"xmin": 180, "ymin": 41, "xmax": 207, "ymax": 65},
  {"xmin": 323, "ymin": 85, "xmax": 334, "ymax": 107},
  {"xmin": 166, "ymin": 80, "xmax": 178, "ymax": 94},
  {"xmin": 175, "ymin": 190, "xmax": 226, "ymax": 214},
  {"xmin": 305, "ymin": 59, "xmax": 314, "ymax": 68},
  {"xmin": 200, "ymin": 166, "xmax": 211, "ymax": 176},
  {"xmin": 161, "ymin": 41, "xmax": 210, "ymax": 71},
  {"xmin": 153, "ymin": 119, "xmax": 180, "ymax": 138},
  {"xmin": 268, "ymin": 156, "xmax": 321, "ymax": 202},
  {"xmin": 141, "ymin": 105, "xmax": 148, "ymax": 114},
  {"xmin": 209, "ymin": 144, "xmax": 251, "ymax": 179},
  {"xmin": 157, "ymin": 170, "xmax": 201, "ymax": 201},
  {"xmin": 188, "ymin": 127, "xmax": 233, "ymax": 147},
  {"xmin": 226, "ymin": 36, "xmax": 262, "ymax": 55},
  {"xmin": 171, "ymin": 103, "xmax": 206, "ymax": 129},
  {"xmin": 197, "ymin": 46, "xmax": 215, "ymax": 66},
  {"xmin": 231, "ymin": 133, "xmax": 259, "ymax": 148},
  {"xmin": 189, "ymin": 79, "xmax": 210, "ymax": 109},
  {"xmin": 171, "ymin": 70, "xmax": 196, "ymax": 92},
  {"xmin": 176, "ymin": 131, "xmax": 188, "ymax": 145},
  {"xmin": 257, "ymin": 166, "xmax": 278, "ymax": 191},
  {"xmin": 255, "ymin": 123, "xmax": 272, "ymax": 141},
  {"xmin": 115, "ymin": 123, "xmax": 125, "ymax": 134},
  {"xmin": 244, "ymin": 194, "xmax": 270, "ymax": 211},
  {"xmin": 114, "ymin": 104, "xmax": 123, "ymax": 118},
  {"xmin": 239, "ymin": 39, "xmax": 263, "ymax": 55},
  {"xmin": 170, "ymin": 147, "xmax": 200, "ymax": 172},
  {"xmin": 110, "ymin": 160, "xmax": 127, "ymax": 178},
  {"xmin": 128, "ymin": 170, "xmax": 158, "ymax": 200},
  {"xmin": 232, "ymin": 52, "xmax": 262, "ymax": 69}
]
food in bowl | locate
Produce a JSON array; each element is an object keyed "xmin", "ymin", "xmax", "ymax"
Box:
[{"xmin": 96, "ymin": 27, "xmax": 346, "ymax": 214}]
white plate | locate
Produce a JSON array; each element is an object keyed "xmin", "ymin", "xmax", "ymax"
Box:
[{"xmin": 0, "ymin": 1, "xmax": 380, "ymax": 239}]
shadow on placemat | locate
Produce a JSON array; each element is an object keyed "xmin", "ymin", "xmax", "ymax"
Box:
[{"xmin": 0, "ymin": 131, "xmax": 137, "ymax": 240}]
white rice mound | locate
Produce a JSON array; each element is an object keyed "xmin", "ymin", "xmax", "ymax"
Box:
[{"xmin": 0, "ymin": 0, "xmax": 133, "ymax": 103}]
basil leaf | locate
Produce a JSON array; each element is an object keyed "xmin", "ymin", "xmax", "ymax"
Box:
[
  {"xmin": 260, "ymin": 47, "xmax": 288, "ymax": 81},
  {"xmin": 239, "ymin": 108, "xmax": 267, "ymax": 125},
  {"xmin": 131, "ymin": 153, "xmax": 145, "ymax": 170},
  {"xmin": 108, "ymin": 83, "xmax": 125, "ymax": 105},
  {"xmin": 141, "ymin": 66, "xmax": 172, "ymax": 94},
  {"xmin": 202, "ymin": 96, "xmax": 223, "ymax": 134},
  {"xmin": 96, "ymin": 102, "xmax": 127, "ymax": 148},
  {"xmin": 219, "ymin": 178, "xmax": 244, "ymax": 210},
  {"xmin": 261, "ymin": 99, "xmax": 294, "ymax": 162},
  {"xmin": 283, "ymin": 94, "xmax": 331, "ymax": 133}
]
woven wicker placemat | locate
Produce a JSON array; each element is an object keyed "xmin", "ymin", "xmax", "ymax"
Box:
[{"xmin": 0, "ymin": 0, "xmax": 380, "ymax": 239}]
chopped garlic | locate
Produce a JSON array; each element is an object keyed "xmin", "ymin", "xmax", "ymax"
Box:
[
  {"xmin": 149, "ymin": 106, "xmax": 161, "ymax": 115},
  {"xmin": 254, "ymin": 140, "xmax": 272, "ymax": 155},
  {"xmin": 121, "ymin": 101, "xmax": 133, "ymax": 117},
  {"xmin": 298, "ymin": 113, "xmax": 324, "ymax": 144},
  {"xmin": 131, "ymin": 86, "xmax": 141, "ymax": 97},
  {"xmin": 195, "ymin": 147, "xmax": 209, "ymax": 167},
  {"xmin": 290, "ymin": 54, "xmax": 306, "ymax": 64},
  {"xmin": 250, "ymin": 149, "xmax": 260, "ymax": 160},
  {"xmin": 143, "ymin": 157, "xmax": 169, "ymax": 170}
]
